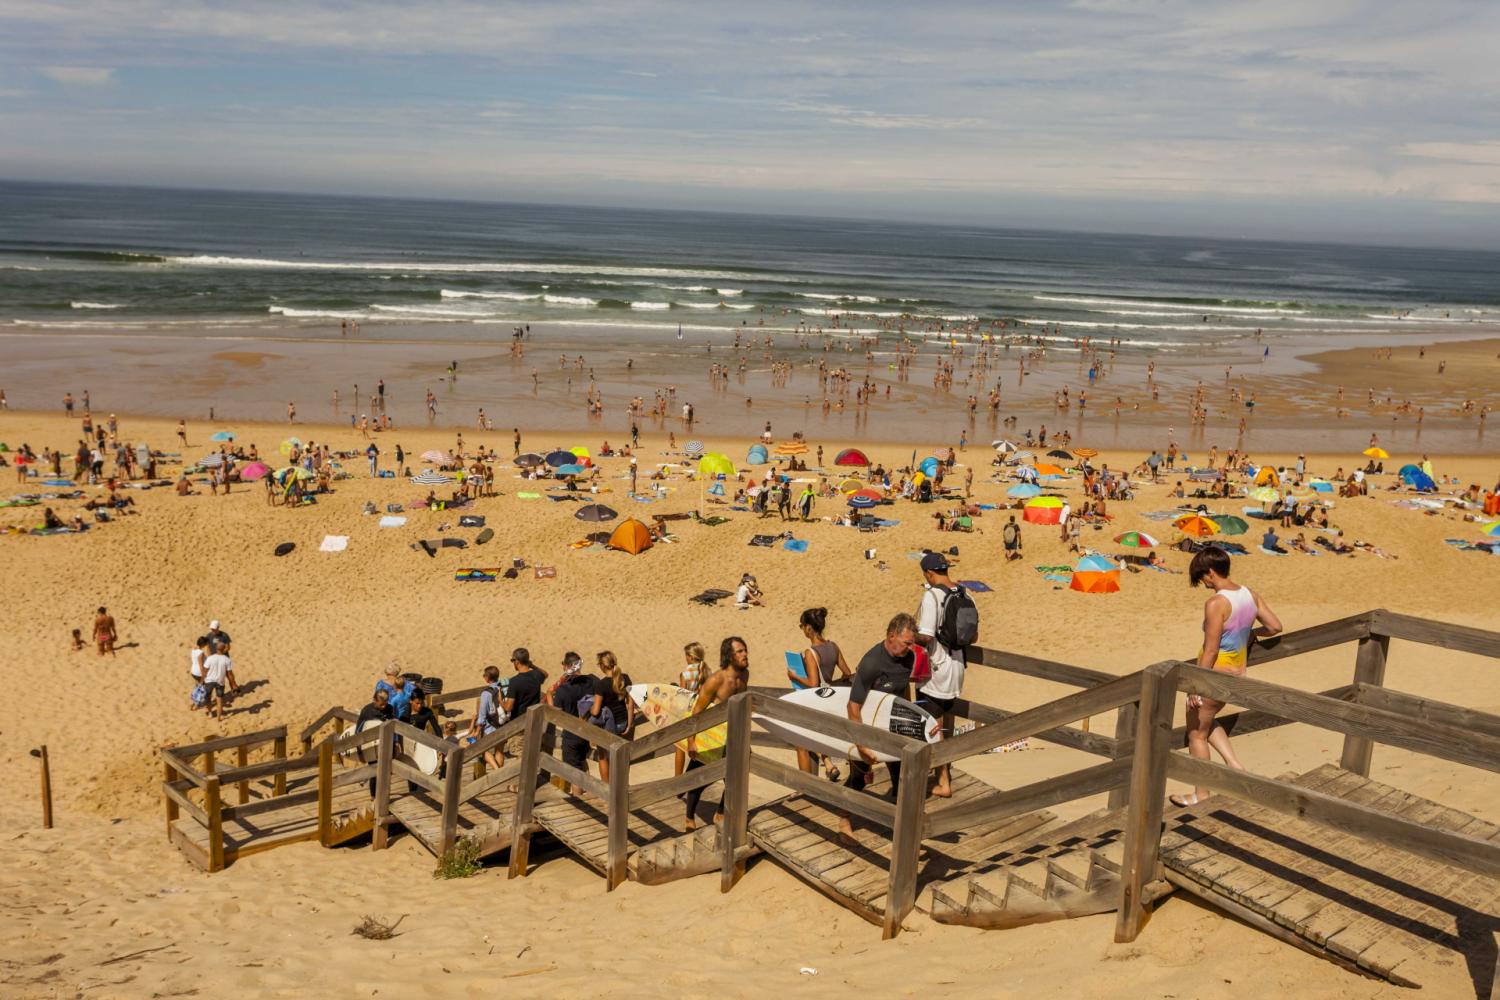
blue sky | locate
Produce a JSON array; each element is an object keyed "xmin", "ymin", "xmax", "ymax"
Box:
[{"xmin": 3, "ymin": 1, "xmax": 1500, "ymax": 246}]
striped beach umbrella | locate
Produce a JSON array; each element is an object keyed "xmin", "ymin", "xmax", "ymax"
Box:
[
  {"xmin": 683, "ymin": 440, "xmax": 704, "ymax": 457},
  {"xmin": 412, "ymin": 470, "xmax": 452, "ymax": 485}
]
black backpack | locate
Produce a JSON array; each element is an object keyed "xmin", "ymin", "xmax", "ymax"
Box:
[{"xmin": 935, "ymin": 584, "xmax": 979, "ymax": 651}]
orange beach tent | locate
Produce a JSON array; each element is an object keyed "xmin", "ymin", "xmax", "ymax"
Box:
[{"xmin": 608, "ymin": 518, "xmax": 653, "ymax": 555}]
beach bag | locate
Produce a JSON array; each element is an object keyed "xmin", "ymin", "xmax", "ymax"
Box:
[
  {"xmin": 909, "ymin": 645, "xmax": 932, "ymax": 685},
  {"xmin": 483, "ymin": 683, "xmax": 507, "ymax": 729},
  {"xmin": 576, "ymin": 696, "xmax": 619, "ymax": 734},
  {"xmin": 190, "ymin": 683, "xmax": 208, "ymax": 707},
  {"xmin": 935, "ymin": 584, "xmax": 979, "ymax": 651}
]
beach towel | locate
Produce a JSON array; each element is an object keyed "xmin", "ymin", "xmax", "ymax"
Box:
[
  {"xmin": 534, "ymin": 566, "xmax": 557, "ymax": 579},
  {"xmin": 959, "ymin": 580, "xmax": 993, "ymax": 593},
  {"xmin": 1257, "ymin": 547, "xmax": 1288, "ymax": 557},
  {"xmin": 517, "ymin": 492, "xmax": 541, "ymax": 499},
  {"xmin": 459, "ymin": 515, "xmax": 486, "ymax": 527},
  {"xmin": 875, "ymin": 519, "xmax": 900, "ymax": 527},
  {"xmin": 378, "ymin": 515, "xmax": 407, "ymax": 528},
  {"xmin": 783, "ymin": 539, "xmax": 809, "ymax": 553},
  {"xmin": 698, "ymin": 515, "xmax": 731, "ymax": 526},
  {"xmin": 455, "ymin": 567, "xmax": 500, "ymax": 581},
  {"xmin": 749, "ymin": 534, "xmax": 776, "ymax": 547},
  {"xmin": 319, "ymin": 535, "xmax": 348, "ymax": 552}
]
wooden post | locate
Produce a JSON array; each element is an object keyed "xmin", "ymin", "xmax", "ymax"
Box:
[
  {"xmin": 31, "ymin": 746, "xmax": 53, "ymax": 829},
  {"xmin": 720, "ymin": 693, "xmax": 753, "ymax": 893},
  {"xmin": 205, "ymin": 775, "xmax": 225, "ymax": 872},
  {"xmin": 605, "ymin": 742, "xmax": 631, "ymax": 891},
  {"xmin": 316, "ymin": 741, "xmax": 334, "ymax": 846},
  {"xmin": 236, "ymin": 744, "xmax": 250, "ymax": 804},
  {"xmin": 509, "ymin": 709, "xmax": 549, "ymax": 879},
  {"xmin": 372, "ymin": 723, "xmax": 394, "ymax": 851},
  {"xmin": 1339, "ymin": 634, "xmax": 1389, "ymax": 777},
  {"xmin": 272, "ymin": 734, "xmax": 288, "ymax": 796},
  {"xmin": 882, "ymin": 741, "xmax": 933, "ymax": 939},
  {"xmin": 1114, "ymin": 661, "xmax": 1181, "ymax": 943},
  {"xmin": 1107, "ymin": 701, "xmax": 1139, "ymax": 810},
  {"xmin": 163, "ymin": 755, "xmax": 179, "ymax": 838},
  {"xmin": 439, "ymin": 743, "xmax": 465, "ymax": 858}
]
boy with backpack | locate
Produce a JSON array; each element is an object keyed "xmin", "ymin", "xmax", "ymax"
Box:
[
  {"xmin": 468, "ymin": 665, "xmax": 507, "ymax": 770},
  {"xmin": 916, "ymin": 552, "xmax": 977, "ymax": 798}
]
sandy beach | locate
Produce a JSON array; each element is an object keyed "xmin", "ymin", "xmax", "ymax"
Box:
[{"xmin": 2, "ymin": 400, "xmax": 1497, "ymax": 998}]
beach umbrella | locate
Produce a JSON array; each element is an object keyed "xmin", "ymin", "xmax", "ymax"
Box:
[
  {"xmin": 775, "ymin": 440, "xmax": 808, "ymax": 456},
  {"xmin": 1023, "ymin": 496, "xmax": 1065, "ymax": 525},
  {"xmin": 848, "ymin": 494, "xmax": 878, "ymax": 509},
  {"xmin": 1213, "ymin": 515, "xmax": 1250, "ymax": 536},
  {"xmin": 412, "ymin": 470, "xmax": 452, "ymax": 485},
  {"xmin": 278, "ymin": 438, "xmax": 302, "ymax": 457},
  {"xmin": 1033, "ymin": 463, "xmax": 1065, "ymax": 476},
  {"xmin": 1250, "ymin": 485, "xmax": 1280, "ymax": 503},
  {"xmin": 1482, "ymin": 521, "xmax": 1500, "ymax": 537},
  {"xmin": 1010, "ymin": 449, "xmax": 1034, "ymax": 463},
  {"xmin": 421, "ymin": 449, "xmax": 453, "ymax": 465},
  {"xmin": 837, "ymin": 477, "xmax": 863, "ymax": 494},
  {"xmin": 746, "ymin": 444, "xmax": 769, "ymax": 465},
  {"xmin": 556, "ymin": 463, "xmax": 585, "ymax": 477},
  {"xmin": 275, "ymin": 466, "xmax": 312, "ymax": 482},
  {"xmin": 918, "ymin": 456, "xmax": 940, "ymax": 478},
  {"xmin": 199, "ymin": 453, "xmax": 226, "ymax": 468},
  {"xmin": 1174, "ymin": 514, "xmax": 1220, "ymax": 537},
  {"xmin": 1007, "ymin": 483, "xmax": 1042, "ymax": 499},
  {"xmin": 210, "ymin": 431, "xmax": 235, "ymax": 442},
  {"xmin": 992, "ymin": 440, "xmax": 1018, "ymax": 453},
  {"xmin": 1363, "ymin": 446, "xmax": 1390, "ymax": 459},
  {"xmin": 851, "ymin": 488, "xmax": 883, "ymax": 503},
  {"xmin": 1114, "ymin": 531, "xmax": 1159, "ymax": 548},
  {"xmin": 1073, "ymin": 448, "xmax": 1099, "ymax": 459},
  {"xmin": 570, "ymin": 446, "xmax": 590, "ymax": 458},
  {"xmin": 1398, "ymin": 464, "xmax": 1422, "ymax": 480},
  {"xmin": 698, "ymin": 453, "xmax": 735, "ymax": 477},
  {"xmin": 1253, "ymin": 467, "xmax": 1281, "ymax": 487},
  {"xmin": 1070, "ymin": 555, "xmax": 1121, "ymax": 594},
  {"xmin": 240, "ymin": 461, "xmax": 271, "ymax": 481},
  {"xmin": 575, "ymin": 503, "xmax": 618, "ymax": 522},
  {"xmin": 1046, "ymin": 449, "xmax": 1074, "ymax": 461},
  {"xmin": 514, "ymin": 452, "xmax": 544, "ymax": 468},
  {"xmin": 834, "ymin": 447, "xmax": 870, "ymax": 467},
  {"xmin": 683, "ymin": 440, "xmax": 704, "ymax": 457},
  {"xmin": 545, "ymin": 449, "xmax": 575, "ymax": 468}
]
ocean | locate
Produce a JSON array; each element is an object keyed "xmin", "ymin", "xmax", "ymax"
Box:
[{"xmin": 4, "ymin": 180, "xmax": 1499, "ymax": 351}]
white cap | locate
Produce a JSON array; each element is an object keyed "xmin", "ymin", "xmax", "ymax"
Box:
[{"xmin": 210, "ymin": 620, "xmax": 220, "ymax": 629}]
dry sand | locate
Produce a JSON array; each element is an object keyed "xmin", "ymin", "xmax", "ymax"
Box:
[{"xmin": 2, "ymin": 409, "xmax": 1497, "ymax": 999}]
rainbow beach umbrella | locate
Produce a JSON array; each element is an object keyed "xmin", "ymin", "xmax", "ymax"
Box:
[
  {"xmin": 1023, "ymin": 495, "xmax": 1066, "ymax": 525},
  {"xmin": 1113, "ymin": 530, "xmax": 1158, "ymax": 548}
]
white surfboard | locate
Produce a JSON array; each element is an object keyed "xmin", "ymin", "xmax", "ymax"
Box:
[
  {"xmin": 753, "ymin": 686, "xmax": 941, "ymax": 763},
  {"xmin": 402, "ymin": 739, "xmax": 441, "ymax": 776}
]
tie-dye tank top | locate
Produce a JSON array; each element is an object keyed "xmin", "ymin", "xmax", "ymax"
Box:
[{"xmin": 1203, "ymin": 585, "xmax": 1257, "ymax": 672}]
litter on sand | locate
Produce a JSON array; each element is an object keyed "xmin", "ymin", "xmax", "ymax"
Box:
[{"xmin": 319, "ymin": 535, "xmax": 349, "ymax": 552}]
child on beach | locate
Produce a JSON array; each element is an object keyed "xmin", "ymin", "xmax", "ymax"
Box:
[{"xmin": 70, "ymin": 628, "xmax": 84, "ymax": 652}]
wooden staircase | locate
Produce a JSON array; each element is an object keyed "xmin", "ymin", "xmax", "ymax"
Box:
[
  {"xmin": 628, "ymin": 823, "xmax": 751, "ymax": 885},
  {"xmin": 929, "ymin": 840, "xmax": 1124, "ymax": 929}
]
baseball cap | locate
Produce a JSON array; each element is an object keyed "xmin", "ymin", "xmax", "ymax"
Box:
[
  {"xmin": 209, "ymin": 619, "xmax": 220, "ymax": 629},
  {"xmin": 919, "ymin": 552, "xmax": 949, "ymax": 573}
]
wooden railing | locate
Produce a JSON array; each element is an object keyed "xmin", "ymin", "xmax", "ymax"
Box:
[{"xmin": 161, "ymin": 725, "xmax": 297, "ymax": 871}]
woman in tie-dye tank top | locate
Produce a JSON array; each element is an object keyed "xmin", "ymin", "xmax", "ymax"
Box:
[{"xmin": 1170, "ymin": 546, "xmax": 1283, "ymax": 808}]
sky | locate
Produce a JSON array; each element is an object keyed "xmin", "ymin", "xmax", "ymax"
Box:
[{"xmin": 3, "ymin": 1, "xmax": 1500, "ymax": 247}]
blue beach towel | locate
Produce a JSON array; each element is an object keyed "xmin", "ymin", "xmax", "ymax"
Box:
[
  {"xmin": 783, "ymin": 539, "xmax": 809, "ymax": 553},
  {"xmin": 959, "ymin": 580, "xmax": 993, "ymax": 593}
]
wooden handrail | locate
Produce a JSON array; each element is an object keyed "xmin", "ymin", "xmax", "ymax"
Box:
[
  {"xmin": 925, "ymin": 758, "xmax": 1132, "ymax": 838},
  {"xmin": 1370, "ymin": 609, "xmax": 1500, "ymax": 657},
  {"xmin": 390, "ymin": 719, "xmax": 462, "ymax": 756},
  {"xmin": 932, "ymin": 672, "xmax": 1143, "ymax": 766},
  {"xmin": 539, "ymin": 755, "xmax": 610, "ymax": 800},
  {"xmin": 1168, "ymin": 754, "xmax": 1500, "ymax": 879},
  {"xmin": 390, "ymin": 759, "xmax": 445, "ymax": 796},
  {"xmin": 160, "ymin": 748, "xmax": 207, "ymax": 788},
  {"xmin": 173, "ymin": 725, "xmax": 289, "ymax": 759},
  {"xmin": 1353, "ymin": 682, "xmax": 1500, "ymax": 739},
  {"xmin": 748, "ymin": 753, "xmax": 898, "ymax": 826},
  {"xmin": 1178, "ymin": 665, "xmax": 1500, "ymax": 776},
  {"xmin": 956, "ymin": 698, "xmax": 1121, "ymax": 758},
  {"xmin": 969, "ymin": 646, "xmax": 1115, "ymax": 688},
  {"xmin": 214, "ymin": 752, "xmax": 316, "ymax": 786},
  {"xmin": 457, "ymin": 759, "xmax": 523, "ymax": 805},
  {"xmin": 464, "ymin": 713, "xmax": 530, "ymax": 757},
  {"xmin": 1244, "ymin": 610, "xmax": 1372, "ymax": 666},
  {"xmin": 630, "ymin": 758, "xmax": 727, "ymax": 810},
  {"xmin": 433, "ymin": 684, "xmax": 490, "ymax": 709},
  {"xmin": 539, "ymin": 704, "xmax": 629, "ymax": 749}
]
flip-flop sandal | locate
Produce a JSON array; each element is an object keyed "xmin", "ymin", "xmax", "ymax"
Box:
[{"xmin": 1169, "ymin": 793, "xmax": 1205, "ymax": 808}]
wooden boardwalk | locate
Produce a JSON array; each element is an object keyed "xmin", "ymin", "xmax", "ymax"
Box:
[
  {"xmin": 168, "ymin": 771, "xmax": 373, "ymax": 871},
  {"xmin": 1159, "ymin": 763, "xmax": 1500, "ymax": 988}
]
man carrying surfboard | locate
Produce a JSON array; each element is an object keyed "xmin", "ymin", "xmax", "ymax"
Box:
[
  {"xmin": 839, "ymin": 613, "xmax": 920, "ymax": 842},
  {"xmin": 681, "ymin": 636, "xmax": 750, "ymax": 832}
]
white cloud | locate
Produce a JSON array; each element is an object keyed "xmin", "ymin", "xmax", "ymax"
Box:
[{"xmin": 39, "ymin": 65, "xmax": 115, "ymax": 85}]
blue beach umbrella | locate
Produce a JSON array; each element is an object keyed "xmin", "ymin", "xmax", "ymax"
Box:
[
  {"xmin": 848, "ymin": 494, "xmax": 878, "ymax": 509},
  {"xmin": 1398, "ymin": 464, "xmax": 1422, "ymax": 480},
  {"xmin": 1075, "ymin": 554, "xmax": 1119, "ymax": 572},
  {"xmin": 1007, "ymin": 483, "xmax": 1042, "ymax": 499},
  {"xmin": 557, "ymin": 463, "xmax": 585, "ymax": 477},
  {"xmin": 210, "ymin": 431, "xmax": 235, "ymax": 442},
  {"xmin": 1408, "ymin": 472, "xmax": 1436, "ymax": 492},
  {"xmin": 545, "ymin": 450, "xmax": 576, "ymax": 468}
]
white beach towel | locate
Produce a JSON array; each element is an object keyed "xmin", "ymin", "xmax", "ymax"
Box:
[
  {"xmin": 378, "ymin": 516, "xmax": 407, "ymax": 528},
  {"xmin": 319, "ymin": 535, "xmax": 349, "ymax": 552}
]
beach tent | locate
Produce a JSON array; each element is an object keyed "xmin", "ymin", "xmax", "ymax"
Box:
[
  {"xmin": 608, "ymin": 518, "xmax": 653, "ymax": 554},
  {"xmin": 1398, "ymin": 464, "xmax": 1422, "ymax": 480},
  {"xmin": 240, "ymin": 461, "xmax": 272, "ymax": 481},
  {"xmin": 210, "ymin": 431, "xmax": 235, "ymax": 442},
  {"xmin": 1253, "ymin": 467, "xmax": 1281, "ymax": 487},
  {"xmin": 545, "ymin": 450, "xmax": 576, "ymax": 468},
  {"xmin": 1407, "ymin": 471, "xmax": 1437, "ymax": 492},
  {"xmin": 699, "ymin": 453, "xmax": 735, "ymax": 477},
  {"xmin": 1113, "ymin": 531, "xmax": 1158, "ymax": 548},
  {"xmin": 834, "ymin": 447, "xmax": 870, "ymax": 467},
  {"xmin": 1070, "ymin": 555, "xmax": 1121, "ymax": 594},
  {"xmin": 851, "ymin": 488, "xmax": 883, "ymax": 503},
  {"xmin": 746, "ymin": 444, "xmax": 770, "ymax": 465},
  {"xmin": 1174, "ymin": 514, "xmax": 1220, "ymax": 537},
  {"xmin": 1007, "ymin": 483, "xmax": 1042, "ymax": 499},
  {"xmin": 1023, "ymin": 496, "xmax": 1065, "ymax": 525},
  {"xmin": 422, "ymin": 449, "xmax": 453, "ymax": 465},
  {"xmin": 918, "ymin": 457, "xmax": 940, "ymax": 478},
  {"xmin": 575, "ymin": 503, "xmax": 617, "ymax": 522}
]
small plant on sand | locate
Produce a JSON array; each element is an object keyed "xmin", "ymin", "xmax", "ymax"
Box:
[
  {"xmin": 433, "ymin": 836, "xmax": 484, "ymax": 879},
  {"xmin": 352, "ymin": 914, "xmax": 406, "ymax": 940}
]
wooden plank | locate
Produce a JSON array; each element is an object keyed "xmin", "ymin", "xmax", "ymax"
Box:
[
  {"xmin": 372, "ymin": 724, "xmax": 394, "ymax": 850},
  {"xmin": 439, "ymin": 744, "xmax": 465, "ymax": 857},
  {"xmin": 1107, "ymin": 702, "xmax": 1138, "ymax": 810},
  {"xmin": 168, "ymin": 822, "xmax": 211, "ymax": 871},
  {"xmin": 748, "ymin": 754, "xmax": 898, "ymax": 827},
  {"xmin": 390, "ymin": 761, "xmax": 445, "ymax": 796},
  {"xmin": 299, "ymin": 706, "xmax": 352, "ymax": 747},
  {"xmin": 508, "ymin": 709, "xmax": 548, "ymax": 879},
  {"xmin": 457, "ymin": 760, "xmax": 522, "ymax": 804},
  {"xmin": 213, "ymin": 752, "xmax": 316, "ymax": 786},
  {"xmin": 752, "ymin": 693, "xmax": 913, "ymax": 758},
  {"xmin": 970, "ymin": 646, "xmax": 1117, "ymax": 688},
  {"xmin": 1181, "ymin": 666, "xmax": 1500, "ymax": 777},
  {"xmin": 933, "ymin": 672, "xmax": 1143, "ymax": 766},
  {"xmin": 1339, "ymin": 636, "xmax": 1389, "ymax": 776},
  {"xmin": 605, "ymin": 744, "xmax": 630, "ymax": 890},
  {"xmin": 272, "ymin": 735, "xmax": 288, "ymax": 796},
  {"xmin": 174, "ymin": 725, "xmax": 289, "ymax": 759},
  {"xmin": 883, "ymin": 741, "xmax": 932, "ymax": 938},
  {"xmin": 926, "ymin": 758, "xmax": 1131, "ymax": 838},
  {"xmin": 162, "ymin": 780, "xmax": 208, "ymax": 826},
  {"xmin": 204, "ymin": 776, "xmax": 225, "ymax": 873},
  {"xmin": 1167, "ymin": 755, "xmax": 1500, "ymax": 880},
  {"xmin": 1355, "ymin": 683, "xmax": 1500, "ymax": 741},
  {"xmin": 720, "ymin": 694, "xmax": 753, "ymax": 892},
  {"xmin": 1244, "ymin": 611, "xmax": 1371, "ymax": 666},
  {"xmin": 1114, "ymin": 661, "xmax": 1180, "ymax": 943},
  {"xmin": 235, "ymin": 745, "xmax": 250, "ymax": 804},
  {"xmin": 1371, "ymin": 609, "xmax": 1500, "ymax": 658},
  {"xmin": 542, "ymin": 705, "xmax": 628, "ymax": 750},
  {"xmin": 631, "ymin": 759, "xmax": 727, "ymax": 810},
  {"xmin": 160, "ymin": 749, "xmax": 206, "ymax": 789},
  {"xmin": 316, "ymin": 742, "xmax": 333, "ymax": 846},
  {"xmin": 541, "ymin": 757, "xmax": 609, "ymax": 800},
  {"xmin": 218, "ymin": 787, "xmax": 319, "ymax": 822},
  {"xmin": 390, "ymin": 719, "xmax": 461, "ymax": 756}
]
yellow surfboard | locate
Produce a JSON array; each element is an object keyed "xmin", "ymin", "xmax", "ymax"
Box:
[{"xmin": 633, "ymin": 683, "xmax": 727, "ymax": 762}]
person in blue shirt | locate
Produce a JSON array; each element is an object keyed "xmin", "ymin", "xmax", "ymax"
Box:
[{"xmin": 374, "ymin": 665, "xmax": 414, "ymax": 722}]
